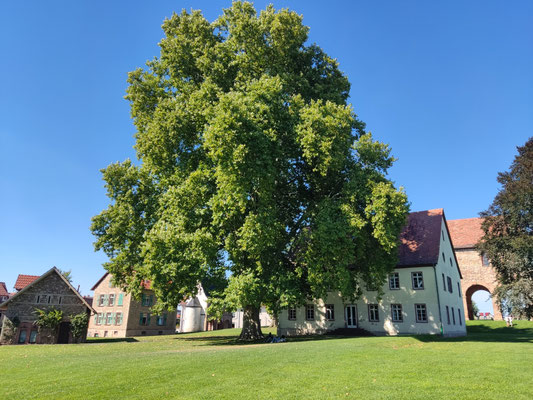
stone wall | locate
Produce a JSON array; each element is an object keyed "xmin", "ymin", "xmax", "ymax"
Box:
[{"xmin": 0, "ymin": 272, "xmax": 89, "ymax": 344}]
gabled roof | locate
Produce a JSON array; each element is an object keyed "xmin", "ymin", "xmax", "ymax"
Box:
[
  {"xmin": 397, "ymin": 208, "xmax": 463, "ymax": 278},
  {"xmin": 0, "ymin": 282, "xmax": 9, "ymax": 297},
  {"xmin": 91, "ymin": 272, "xmax": 152, "ymax": 291},
  {"xmin": 447, "ymin": 218, "xmax": 484, "ymax": 249},
  {"xmin": 14, "ymin": 274, "xmax": 40, "ymax": 291},
  {"xmin": 397, "ymin": 209, "xmax": 444, "ymax": 267},
  {"xmin": 0, "ymin": 267, "xmax": 95, "ymax": 312}
]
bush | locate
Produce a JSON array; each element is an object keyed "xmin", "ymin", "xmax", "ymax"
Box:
[
  {"xmin": 70, "ymin": 312, "xmax": 89, "ymax": 343},
  {"xmin": 35, "ymin": 308, "xmax": 63, "ymax": 343}
]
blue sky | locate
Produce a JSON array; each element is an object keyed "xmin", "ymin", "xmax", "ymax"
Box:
[{"xmin": 1, "ymin": 1, "xmax": 531, "ymax": 311}]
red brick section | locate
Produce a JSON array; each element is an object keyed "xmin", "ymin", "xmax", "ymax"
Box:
[
  {"xmin": 14, "ymin": 274, "xmax": 40, "ymax": 291},
  {"xmin": 397, "ymin": 208, "xmax": 443, "ymax": 266},
  {"xmin": 448, "ymin": 218, "xmax": 502, "ymax": 320}
]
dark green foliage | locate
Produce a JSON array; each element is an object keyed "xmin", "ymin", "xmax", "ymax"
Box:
[
  {"xmin": 91, "ymin": 2, "xmax": 409, "ymax": 337},
  {"xmin": 478, "ymin": 137, "xmax": 533, "ymax": 319},
  {"xmin": 70, "ymin": 312, "xmax": 89, "ymax": 342}
]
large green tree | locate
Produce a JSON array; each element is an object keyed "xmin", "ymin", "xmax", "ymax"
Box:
[
  {"xmin": 478, "ymin": 137, "xmax": 533, "ymax": 319},
  {"xmin": 91, "ymin": 2, "xmax": 409, "ymax": 339}
]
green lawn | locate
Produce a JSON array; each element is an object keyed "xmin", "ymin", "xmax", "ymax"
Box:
[{"xmin": 1, "ymin": 321, "xmax": 532, "ymax": 399}]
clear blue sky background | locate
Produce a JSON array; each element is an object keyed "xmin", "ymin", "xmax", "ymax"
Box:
[{"xmin": 1, "ymin": 1, "xmax": 531, "ymax": 312}]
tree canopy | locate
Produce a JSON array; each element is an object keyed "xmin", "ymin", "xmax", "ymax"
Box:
[
  {"xmin": 91, "ymin": 2, "xmax": 409, "ymax": 339},
  {"xmin": 478, "ymin": 137, "xmax": 533, "ymax": 319}
]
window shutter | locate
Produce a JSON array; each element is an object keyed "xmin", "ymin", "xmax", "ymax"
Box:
[
  {"xmin": 147, "ymin": 313, "xmax": 151, "ymax": 325},
  {"xmin": 118, "ymin": 293, "xmax": 123, "ymax": 306},
  {"xmin": 111, "ymin": 313, "xmax": 115, "ymax": 325},
  {"xmin": 103, "ymin": 294, "xmax": 108, "ymax": 306},
  {"xmin": 149, "ymin": 295, "xmax": 154, "ymax": 306},
  {"xmin": 139, "ymin": 313, "xmax": 144, "ymax": 325},
  {"xmin": 141, "ymin": 294, "xmax": 146, "ymax": 306},
  {"xmin": 163, "ymin": 313, "xmax": 167, "ymax": 325},
  {"xmin": 94, "ymin": 314, "xmax": 98, "ymax": 324}
]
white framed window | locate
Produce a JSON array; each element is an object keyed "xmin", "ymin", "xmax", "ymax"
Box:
[
  {"xmin": 391, "ymin": 304, "xmax": 403, "ymax": 322},
  {"xmin": 97, "ymin": 313, "xmax": 104, "ymax": 325},
  {"xmin": 98, "ymin": 294, "xmax": 105, "ymax": 307},
  {"xmin": 389, "ymin": 273, "xmax": 400, "ymax": 290},
  {"xmin": 368, "ymin": 304, "xmax": 379, "ymax": 322},
  {"xmin": 139, "ymin": 312, "xmax": 150, "ymax": 326},
  {"xmin": 481, "ymin": 253, "xmax": 490, "ymax": 266},
  {"xmin": 415, "ymin": 304, "xmax": 427, "ymax": 323},
  {"xmin": 108, "ymin": 294, "xmax": 115, "ymax": 307},
  {"xmin": 325, "ymin": 304, "xmax": 335, "ymax": 321},
  {"xmin": 115, "ymin": 312, "xmax": 123, "ymax": 326},
  {"xmin": 411, "ymin": 272, "xmax": 424, "ymax": 290},
  {"xmin": 305, "ymin": 304, "xmax": 314, "ymax": 320},
  {"xmin": 288, "ymin": 307, "xmax": 296, "ymax": 320},
  {"xmin": 157, "ymin": 314, "xmax": 167, "ymax": 326},
  {"xmin": 141, "ymin": 294, "xmax": 154, "ymax": 307},
  {"xmin": 106, "ymin": 312, "xmax": 113, "ymax": 325}
]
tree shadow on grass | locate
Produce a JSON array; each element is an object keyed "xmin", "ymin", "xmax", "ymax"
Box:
[
  {"xmin": 176, "ymin": 334, "xmax": 363, "ymax": 347},
  {"xmin": 415, "ymin": 323, "xmax": 533, "ymax": 344},
  {"xmin": 86, "ymin": 337, "xmax": 138, "ymax": 344}
]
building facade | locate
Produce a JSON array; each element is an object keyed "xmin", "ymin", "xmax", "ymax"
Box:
[
  {"xmin": 448, "ymin": 218, "xmax": 503, "ymax": 320},
  {"xmin": 0, "ymin": 267, "xmax": 93, "ymax": 345},
  {"xmin": 278, "ymin": 209, "xmax": 467, "ymax": 337},
  {"xmin": 87, "ymin": 273, "xmax": 177, "ymax": 338}
]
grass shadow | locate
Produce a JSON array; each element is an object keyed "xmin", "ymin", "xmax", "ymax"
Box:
[
  {"xmin": 86, "ymin": 337, "xmax": 139, "ymax": 344},
  {"xmin": 177, "ymin": 333, "xmax": 366, "ymax": 347},
  {"xmin": 415, "ymin": 322, "xmax": 533, "ymax": 344}
]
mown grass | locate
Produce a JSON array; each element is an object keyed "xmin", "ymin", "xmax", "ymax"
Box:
[{"xmin": 1, "ymin": 321, "xmax": 532, "ymax": 399}]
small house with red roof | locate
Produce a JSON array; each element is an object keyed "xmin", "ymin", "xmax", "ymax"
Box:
[
  {"xmin": 87, "ymin": 272, "xmax": 177, "ymax": 338},
  {"xmin": 0, "ymin": 267, "xmax": 94, "ymax": 345},
  {"xmin": 278, "ymin": 209, "xmax": 467, "ymax": 337}
]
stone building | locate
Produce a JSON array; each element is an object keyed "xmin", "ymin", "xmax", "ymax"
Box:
[
  {"xmin": 0, "ymin": 267, "xmax": 94, "ymax": 345},
  {"xmin": 448, "ymin": 218, "xmax": 503, "ymax": 320},
  {"xmin": 87, "ymin": 273, "xmax": 177, "ymax": 338},
  {"xmin": 278, "ymin": 209, "xmax": 467, "ymax": 337}
]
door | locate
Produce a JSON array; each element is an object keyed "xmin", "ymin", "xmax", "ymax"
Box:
[
  {"xmin": 57, "ymin": 322, "xmax": 70, "ymax": 344},
  {"xmin": 345, "ymin": 305, "xmax": 358, "ymax": 328}
]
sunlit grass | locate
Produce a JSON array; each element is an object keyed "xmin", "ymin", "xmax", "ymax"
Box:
[{"xmin": 1, "ymin": 321, "xmax": 532, "ymax": 399}]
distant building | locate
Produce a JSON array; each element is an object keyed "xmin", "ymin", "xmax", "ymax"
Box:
[
  {"xmin": 0, "ymin": 267, "xmax": 94, "ymax": 345},
  {"xmin": 179, "ymin": 285, "xmax": 272, "ymax": 333},
  {"xmin": 87, "ymin": 273, "xmax": 177, "ymax": 338},
  {"xmin": 0, "ymin": 282, "xmax": 9, "ymax": 303},
  {"xmin": 447, "ymin": 218, "xmax": 503, "ymax": 321},
  {"xmin": 278, "ymin": 209, "xmax": 467, "ymax": 337},
  {"xmin": 232, "ymin": 307, "xmax": 273, "ymax": 329},
  {"xmin": 13, "ymin": 274, "xmax": 40, "ymax": 292}
]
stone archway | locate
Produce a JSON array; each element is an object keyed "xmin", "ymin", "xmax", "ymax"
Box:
[{"xmin": 464, "ymin": 284, "xmax": 498, "ymax": 320}]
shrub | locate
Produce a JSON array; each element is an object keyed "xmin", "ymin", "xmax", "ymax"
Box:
[{"xmin": 70, "ymin": 312, "xmax": 89, "ymax": 342}]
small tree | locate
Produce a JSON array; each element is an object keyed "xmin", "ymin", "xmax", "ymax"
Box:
[
  {"xmin": 471, "ymin": 301, "xmax": 480, "ymax": 319},
  {"xmin": 70, "ymin": 312, "xmax": 89, "ymax": 343},
  {"xmin": 35, "ymin": 308, "xmax": 63, "ymax": 343}
]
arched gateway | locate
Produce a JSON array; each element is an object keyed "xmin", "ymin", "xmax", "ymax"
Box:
[{"xmin": 448, "ymin": 218, "xmax": 503, "ymax": 321}]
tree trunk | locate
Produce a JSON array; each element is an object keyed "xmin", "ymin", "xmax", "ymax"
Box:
[{"xmin": 239, "ymin": 305, "xmax": 263, "ymax": 340}]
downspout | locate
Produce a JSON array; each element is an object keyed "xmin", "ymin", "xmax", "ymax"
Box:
[{"xmin": 433, "ymin": 265, "xmax": 444, "ymax": 336}]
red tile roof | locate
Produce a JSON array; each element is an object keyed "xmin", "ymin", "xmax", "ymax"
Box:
[
  {"xmin": 14, "ymin": 274, "xmax": 40, "ymax": 291},
  {"xmin": 0, "ymin": 282, "xmax": 9, "ymax": 297},
  {"xmin": 397, "ymin": 209, "xmax": 444, "ymax": 266},
  {"xmin": 447, "ymin": 218, "xmax": 484, "ymax": 249}
]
